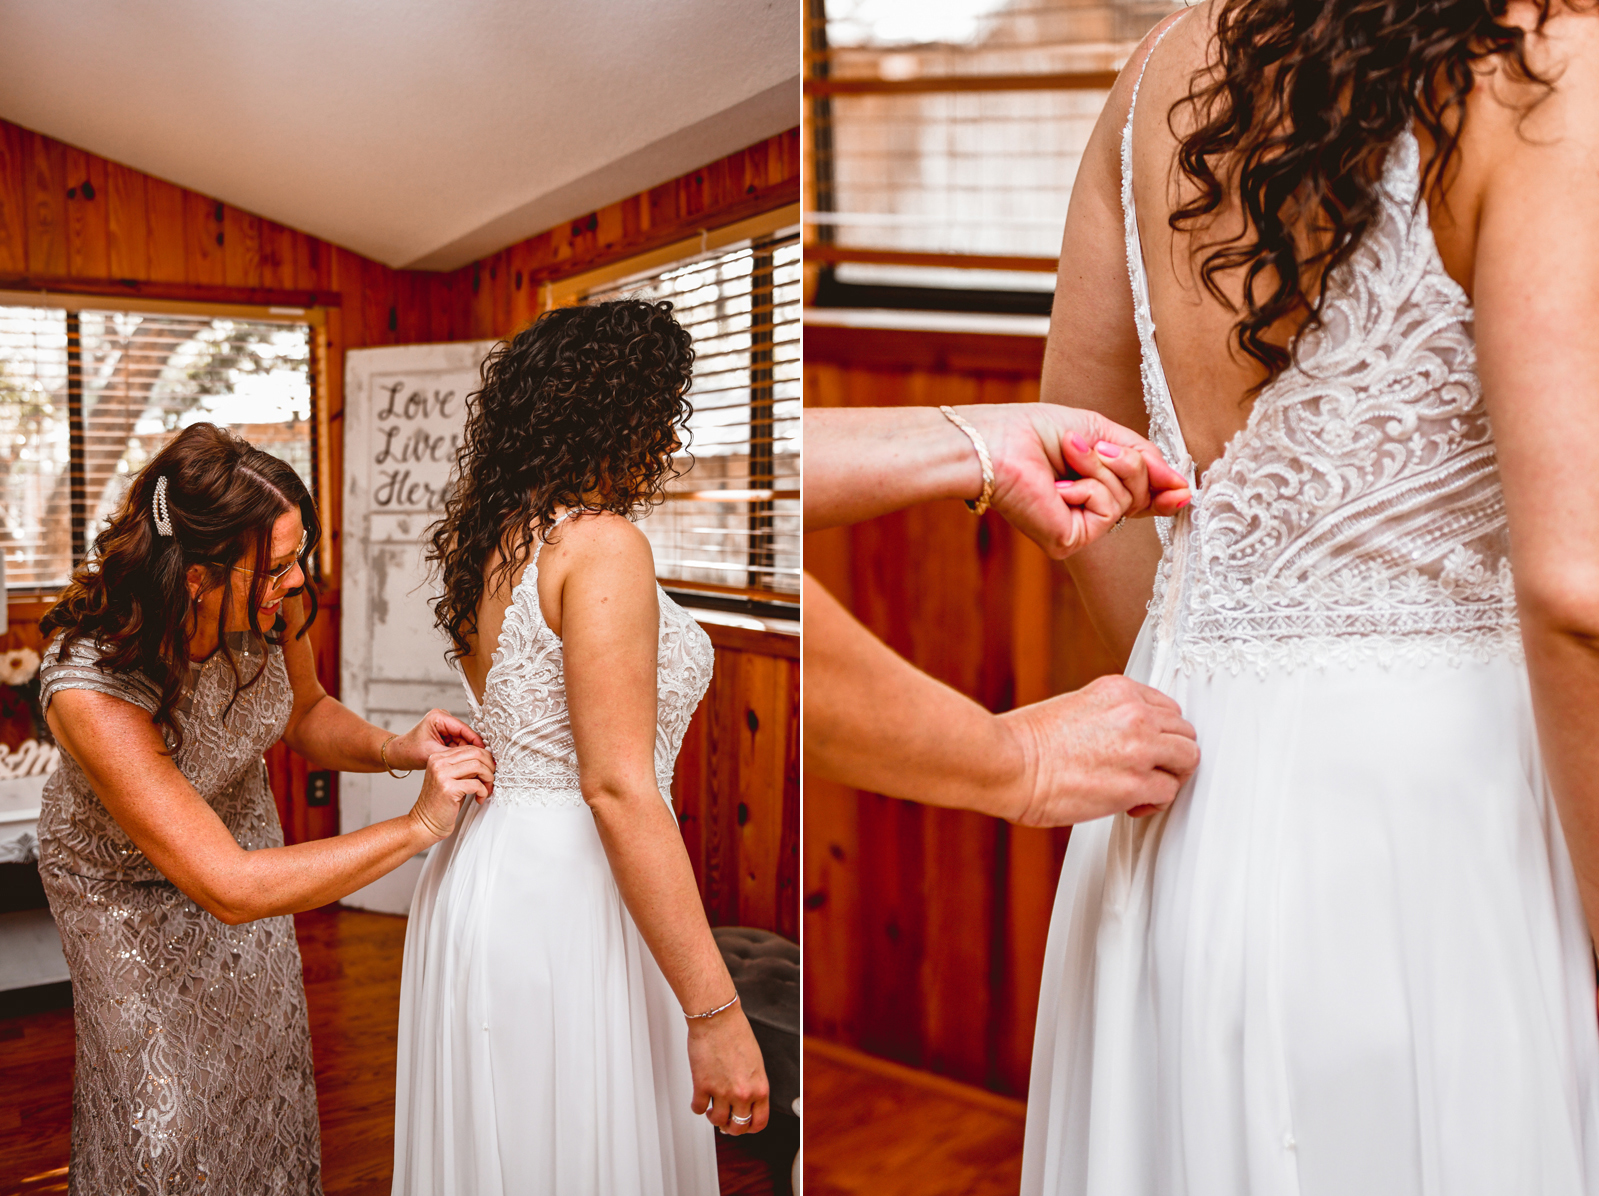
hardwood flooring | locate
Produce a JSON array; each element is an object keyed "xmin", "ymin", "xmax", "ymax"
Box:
[
  {"xmin": 0, "ymin": 905, "xmax": 790, "ymax": 1195},
  {"xmin": 803, "ymin": 1037, "xmax": 1026, "ymax": 1196}
]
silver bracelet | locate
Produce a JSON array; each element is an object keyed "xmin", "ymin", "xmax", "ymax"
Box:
[
  {"xmin": 939, "ymin": 406, "xmax": 995, "ymax": 516},
  {"xmin": 684, "ymin": 992, "xmax": 740, "ymax": 1020}
]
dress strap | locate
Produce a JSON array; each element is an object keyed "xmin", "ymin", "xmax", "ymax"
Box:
[
  {"xmin": 456, "ymin": 508, "xmax": 579, "ymax": 713},
  {"xmin": 1121, "ymin": 9, "xmax": 1197, "ymax": 489}
]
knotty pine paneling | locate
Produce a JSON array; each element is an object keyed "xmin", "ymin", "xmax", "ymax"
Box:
[
  {"xmin": 439, "ymin": 127, "xmax": 802, "ymax": 343},
  {"xmin": 0, "ymin": 117, "xmax": 799, "ymax": 939},
  {"xmin": 675, "ymin": 625, "xmax": 801, "ymax": 941},
  {"xmin": 802, "ymin": 326, "xmax": 1121, "ymax": 1095}
]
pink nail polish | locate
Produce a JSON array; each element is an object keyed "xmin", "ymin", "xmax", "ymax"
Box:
[
  {"xmin": 1095, "ymin": 441, "xmax": 1123, "ymax": 458},
  {"xmin": 1070, "ymin": 435, "xmax": 1090, "ymax": 453}
]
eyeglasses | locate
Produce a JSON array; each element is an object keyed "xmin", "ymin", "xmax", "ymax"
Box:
[{"xmin": 208, "ymin": 532, "xmax": 309, "ymax": 585}]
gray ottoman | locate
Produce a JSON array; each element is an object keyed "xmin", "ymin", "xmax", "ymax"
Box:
[{"xmin": 713, "ymin": 926, "xmax": 799, "ymax": 1117}]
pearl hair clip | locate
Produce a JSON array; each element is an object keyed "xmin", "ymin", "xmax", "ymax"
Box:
[{"xmin": 152, "ymin": 476, "xmax": 174, "ymax": 537}]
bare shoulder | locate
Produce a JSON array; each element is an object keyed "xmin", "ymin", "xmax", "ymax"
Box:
[
  {"xmin": 545, "ymin": 510, "xmax": 655, "ymax": 577},
  {"xmin": 1473, "ymin": 4, "xmax": 1599, "ymax": 143},
  {"xmin": 535, "ymin": 511, "xmax": 657, "ymax": 636}
]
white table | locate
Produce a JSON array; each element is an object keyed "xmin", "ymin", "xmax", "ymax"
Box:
[
  {"xmin": 0, "ymin": 773, "xmax": 46, "ymax": 864},
  {"xmin": 0, "ymin": 773, "xmax": 68, "ymax": 993}
]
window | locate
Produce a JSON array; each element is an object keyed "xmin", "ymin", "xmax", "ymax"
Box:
[
  {"xmin": 580, "ymin": 231, "xmax": 801, "ymax": 605},
  {"xmin": 0, "ymin": 301, "xmax": 316, "ymax": 591},
  {"xmin": 807, "ymin": 0, "xmax": 1181, "ymax": 315}
]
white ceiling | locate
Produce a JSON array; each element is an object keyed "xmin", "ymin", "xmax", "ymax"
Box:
[{"xmin": 0, "ymin": 0, "xmax": 800, "ymax": 270}]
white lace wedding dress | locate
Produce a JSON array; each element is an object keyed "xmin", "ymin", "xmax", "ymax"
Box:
[
  {"xmin": 392, "ymin": 512, "xmax": 718, "ymax": 1195},
  {"xmin": 1020, "ymin": 24, "xmax": 1599, "ymax": 1195}
]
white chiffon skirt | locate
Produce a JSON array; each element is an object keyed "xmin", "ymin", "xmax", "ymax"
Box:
[
  {"xmin": 1021, "ymin": 624, "xmax": 1599, "ymax": 1195},
  {"xmin": 392, "ymin": 794, "xmax": 718, "ymax": 1196}
]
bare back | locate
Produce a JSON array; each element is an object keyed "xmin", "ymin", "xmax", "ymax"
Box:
[{"xmin": 1050, "ymin": 0, "xmax": 1590, "ymax": 479}]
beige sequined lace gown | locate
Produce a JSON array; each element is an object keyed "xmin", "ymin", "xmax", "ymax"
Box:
[{"xmin": 37, "ymin": 632, "xmax": 321, "ymax": 1196}]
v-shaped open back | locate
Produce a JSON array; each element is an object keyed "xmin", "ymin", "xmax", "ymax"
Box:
[
  {"xmin": 454, "ymin": 510, "xmax": 716, "ymax": 807},
  {"xmin": 458, "ymin": 509, "xmax": 574, "ymax": 716}
]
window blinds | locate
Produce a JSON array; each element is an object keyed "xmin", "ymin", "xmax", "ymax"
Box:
[
  {"xmin": 582, "ymin": 232, "xmax": 801, "ymax": 600},
  {"xmin": 0, "ymin": 303, "xmax": 314, "ymax": 590}
]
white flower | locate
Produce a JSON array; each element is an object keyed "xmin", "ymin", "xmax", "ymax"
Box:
[{"xmin": 0, "ymin": 647, "xmax": 40, "ymax": 687}]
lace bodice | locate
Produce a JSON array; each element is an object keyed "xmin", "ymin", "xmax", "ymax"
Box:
[
  {"xmin": 460, "ymin": 513, "xmax": 714, "ymax": 809},
  {"xmin": 1123, "ymin": 23, "xmax": 1520, "ymax": 675}
]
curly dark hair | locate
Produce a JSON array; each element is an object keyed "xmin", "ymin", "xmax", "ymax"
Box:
[
  {"xmin": 428, "ymin": 299, "xmax": 695, "ymax": 661},
  {"xmin": 1170, "ymin": 0, "xmax": 1554, "ymax": 384},
  {"xmin": 40, "ymin": 422, "xmax": 320, "ymax": 751}
]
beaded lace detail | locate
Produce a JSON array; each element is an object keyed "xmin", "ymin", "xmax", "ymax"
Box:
[
  {"xmin": 461, "ymin": 512, "xmax": 714, "ymax": 809},
  {"xmin": 1122, "ymin": 25, "xmax": 1521, "ymax": 675}
]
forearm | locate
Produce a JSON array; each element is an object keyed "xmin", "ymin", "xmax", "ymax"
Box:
[
  {"xmin": 802, "ymin": 574, "xmax": 1026, "ymax": 817},
  {"xmin": 804, "ymin": 407, "xmax": 985, "ymax": 530},
  {"xmin": 202, "ymin": 814, "xmax": 431, "ymax": 924},
  {"xmin": 1520, "ymin": 621, "xmax": 1599, "ymax": 946},
  {"xmin": 283, "ymin": 694, "xmax": 391, "ymax": 772},
  {"xmin": 587, "ymin": 790, "xmax": 736, "ymax": 1013}
]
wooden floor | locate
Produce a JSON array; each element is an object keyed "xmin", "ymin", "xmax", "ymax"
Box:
[
  {"xmin": 0, "ymin": 906, "xmax": 791, "ymax": 1195},
  {"xmin": 803, "ymin": 1037, "xmax": 1026, "ymax": 1196}
]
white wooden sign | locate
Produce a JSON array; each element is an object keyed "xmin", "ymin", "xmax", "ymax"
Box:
[{"xmin": 340, "ymin": 340, "xmax": 496, "ymax": 914}]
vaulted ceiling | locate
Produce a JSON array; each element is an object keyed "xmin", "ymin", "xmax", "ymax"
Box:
[{"xmin": 0, "ymin": 0, "xmax": 800, "ymax": 269}]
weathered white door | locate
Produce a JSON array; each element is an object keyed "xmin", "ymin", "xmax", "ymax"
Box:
[{"xmin": 340, "ymin": 340, "xmax": 495, "ymax": 914}]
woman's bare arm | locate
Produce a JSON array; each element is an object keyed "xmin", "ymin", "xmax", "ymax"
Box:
[
  {"xmin": 46, "ymin": 691, "xmax": 493, "ymax": 925},
  {"xmin": 804, "ymin": 404, "xmax": 1188, "ymax": 558},
  {"xmin": 1043, "ymin": 18, "xmax": 1187, "ymax": 662},
  {"xmin": 1472, "ymin": 11, "xmax": 1599, "ymax": 945},
  {"xmin": 554, "ymin": 512, "xmax": 769, "ymax": 1133},
  {"xmin": 803, "ymin": 573, "xmax": 1197, "ymax": 822},
  {"xmin": 277, "ymin": 593, "xmax": 482, "ymax": 771}
]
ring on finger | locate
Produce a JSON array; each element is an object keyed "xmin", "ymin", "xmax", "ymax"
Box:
[{"xmin": 730, "ymin": 1112, "xmax": 753, "ymax": 1125}]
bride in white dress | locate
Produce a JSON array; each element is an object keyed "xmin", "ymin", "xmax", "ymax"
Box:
[
  {"xmin": 1023, "ymin": 2, "xmax": 1599, "ymax": 1192},
  {"xmin": 392, "ymin": 299, "xmax": 769, "ymax": 1195}
]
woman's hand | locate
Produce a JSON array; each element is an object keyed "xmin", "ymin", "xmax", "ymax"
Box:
[
  {"xmin": 386, "ymin": 708, "xmax": 485, "ymax": 771},
  {"xmin": 687, "ymin": 1006, "xmax": 771, "ymax": 1136},
  {"xmin": 958, "ymin": 403, "xmax": 1191, "ymax": 559},
  {"xmin": 407, "ymin": 745, "xmax": 496, "ymax": 841},
  {"xmin": 997, "ymin": 673, "xmax": 1199, "ymax": 826}
]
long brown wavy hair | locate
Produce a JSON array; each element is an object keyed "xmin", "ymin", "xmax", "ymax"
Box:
[
  {"xmin": 41, "ymin": 422, "xmax": 320, "ymax": 750},
  {"xmin": 428, "ymin": 299, "xmax": 694, "ymax": 661},
  {"xmin": 1170, "ymin": 0, "xmax": 1554, "ymax": 383}
]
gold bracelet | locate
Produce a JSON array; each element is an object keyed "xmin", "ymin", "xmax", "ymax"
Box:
[
  {"xmin": 379, "ymin": 734, "xmax": 413, "ymax": 779},
  {"xmin": 684, "ymin": 992, "xmax": 740, "ymax": 1020},
  {"xmin": 939, "ymin": 406, "xmax": 995, "ymax": 516}
]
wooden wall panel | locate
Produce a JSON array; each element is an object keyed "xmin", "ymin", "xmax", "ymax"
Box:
[
  {"xmin": 439, "ymin": 128, "xmax": 802, "ymax": 344},
  {"xmin": 802, "ymin": 327, "xmax": 1114, "ymax": 1095},
  {"xmin": 105, "ymin": 161, "xmax": 149, "ymax": 279},
  {"xmin": 25, "ymin": 130, "xmax": 66, "ymax": 275},
  {"xmin": 0, "ymin": 124, "xmax": 26, "ymax": 273},
  {"xmin": 64, "ymin": 148, "xmax": 108, "ymax": 279},
  {"xmin": 674, "ymin": 625, "xmax": 800, "ymax": 941},
  {"xmin": 142, "ymin": 175, "xmax": 187, "ymax": 283},
  {"xmin": 223, "ymin": 205, "xmax": 260, "ymax": 288}
]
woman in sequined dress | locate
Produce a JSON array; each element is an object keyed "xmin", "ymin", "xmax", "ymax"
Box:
[{"xmin": 36, "ymin": 422, "xmax": 495, "ymax": 1195}]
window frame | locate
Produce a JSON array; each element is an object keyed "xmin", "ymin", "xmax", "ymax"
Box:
[
  {"xmin": 0, "ymin": 290, "xmax": 331, "ymax": 598},
  {"xmin": 804, "ymin": 3, "xmax": 1174, "ymax": 316}
]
